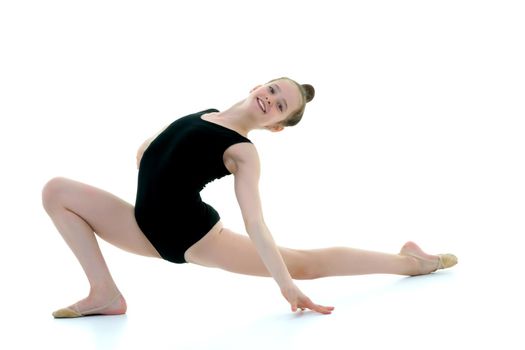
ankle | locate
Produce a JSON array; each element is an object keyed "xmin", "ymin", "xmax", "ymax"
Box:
[
  {"xmin": 89, "ymin": 285, "xmax": 120, "ymax": 299},
  {"xmin": 402, "ymin": 255, "xmax": 422, "ymax": 276}
]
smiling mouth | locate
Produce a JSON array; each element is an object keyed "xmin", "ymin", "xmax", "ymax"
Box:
[{"xmin": 257, "ymin": 97, "xmax": 266, "ymax": 113}]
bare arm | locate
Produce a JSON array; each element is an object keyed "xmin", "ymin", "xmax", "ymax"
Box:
[
  {"xmin": 231, "ymin": 144, "xmax": 333, "ymax": 314},
  {"xmin": 232, "ymin": 144, "xmax": 294, "ymax": 289}
]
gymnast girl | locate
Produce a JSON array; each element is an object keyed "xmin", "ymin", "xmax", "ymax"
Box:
[{"xmin": 42, "ymin": 77, "xmax": 457, "ymax": 317}]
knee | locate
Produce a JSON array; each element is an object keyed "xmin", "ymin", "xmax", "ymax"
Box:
[
  {"xmin": 41, "ymin": 176, "xmax": 69, "ymax": 211},
  {"xmin": 289, "ymin": 250, "xmax": 320, "ymax": 280}
]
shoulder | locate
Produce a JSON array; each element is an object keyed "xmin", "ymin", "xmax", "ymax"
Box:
[{"xmin": 224, "ymin": 142, "xmax": 260, "ymax": 175}]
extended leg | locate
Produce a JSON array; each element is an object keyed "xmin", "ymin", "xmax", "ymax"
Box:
[{"xmin": 185, "ymin": 227, "xmax": 454, "ymax": 279}]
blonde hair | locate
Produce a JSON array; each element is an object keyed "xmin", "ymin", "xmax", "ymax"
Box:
[{"xmin": 267, "ymin": 77, "xmax": 315, "ymax": 127}]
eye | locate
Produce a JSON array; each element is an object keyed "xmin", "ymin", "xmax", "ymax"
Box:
[
  {"xmin": 269, "ymin": 86, "xmax": 275, "ymax": 94},
  {"xmin": 278, "ymin": 103, "xmax": 283, "ymax": 112}
]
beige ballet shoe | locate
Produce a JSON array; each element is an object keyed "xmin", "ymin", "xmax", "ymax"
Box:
[
  {"xmin": 436, "ymin": 253, "xmax": 458, "ymax": 270},
  {"xmin": 400, "ymin": 241, "xmax": 458, "ymax": 275},
  {"xmin": 52, "ymin": 293, "xmax": 124, "ymax": 318},
  {"xmin": 408, "ymin": 252, "xmax": 458, "ymax": 275},
  {"xmin": 52, "ymin": 307, "xmax": 83, "ymax": 318}
]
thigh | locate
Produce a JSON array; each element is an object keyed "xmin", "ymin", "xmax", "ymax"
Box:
[
  {"xmin": 184, "ymin": 226, "xmax": 307, "ymax": 278},
  {"xmin": 42, "ymin": 177, "xmax": 161, "ymax": 258}
]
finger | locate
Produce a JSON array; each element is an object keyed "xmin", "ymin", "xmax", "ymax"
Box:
[
  {"xmin": 319, "ymin": 305, "xmax": 335, "ymax": 311},
  {"xmin": 306, "ymin": 300, "xmax": 334, "ymax": 314},
  {"xmin": 314, "ymin": 305, "xmax": 332, "ymax": 314},
  {"xmin": 298, "ymin": 304, "xmax": 324, "ymax": 314},
  {"xmin": 319, "ymin": 305, "xmax": 335, "ymax": 314}
]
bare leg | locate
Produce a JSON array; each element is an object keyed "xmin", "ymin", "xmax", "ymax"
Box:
[
  {"xmin": 185, "ymin": 227, "xmax": 454, "ymax": 279},
  {"xmin": 42, "ymin": 177, "xmax": 161, "ymax": 316},
  {"xmin": 304, "ymin": 241, "xmax": 451, "ymax": 277},
  {"xmin": 307, "ymin": 246, "xmax": 419, "ymax": 277}
]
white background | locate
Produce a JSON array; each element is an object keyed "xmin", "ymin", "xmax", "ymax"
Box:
[{"xmin": 1, "ymin": 1, "xmax": 524, "ymax": 349}]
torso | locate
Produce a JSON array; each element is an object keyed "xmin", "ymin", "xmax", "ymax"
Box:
[
  {"xmin": 200, "ymin": 112, "xmax": 254, "ymax": 175},
  {"xmin": 134, "ymin": 109, "xmax": 254, "ymax": 264}
]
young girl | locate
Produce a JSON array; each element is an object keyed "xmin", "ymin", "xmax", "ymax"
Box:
[{"xmin": 43, "ymin": 77, "xmax": 457, "ymax": 318}]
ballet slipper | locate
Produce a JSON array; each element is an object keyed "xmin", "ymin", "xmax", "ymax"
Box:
[
  {"xmin": 413, "ymin": 252, "xmax": 457, "ymax": 274},
  {"xmin": 436, "ymin": 253, "xmax": 458, "ymax": 270},
  {"xmin": 400, "ymin": 242, "xmax": 458, "ymax": 275},
  {"xmin": 52, "ymin": 293, "xmax": 124, "ymax": 318},
  {"xmin": 52, "ymin": 307, "xmax": 82, "ymax": 318},
  {"xmin": 403, "ymin": 252, "xmax": 458, "ymax": 275}
]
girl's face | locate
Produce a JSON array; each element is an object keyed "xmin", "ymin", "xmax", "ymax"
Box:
[{"xmin": 249, "ymin": 79, "xmax": 303, "ymax": 131}]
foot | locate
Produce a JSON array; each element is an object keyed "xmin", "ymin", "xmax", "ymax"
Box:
[
  {"xmin": 52, "ymin": 291, "xmax": 127, "ymax": 318},
  {"xmin": 399, "ymin": 241, "xmax": 458, "ymax": 276}
]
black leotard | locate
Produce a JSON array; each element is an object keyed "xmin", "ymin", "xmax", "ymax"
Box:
[{"xmin": 134, "ymin": 109, "xmax": 252, "ymax": 263}]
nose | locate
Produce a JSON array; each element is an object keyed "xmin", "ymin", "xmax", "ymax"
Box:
[{"xmin": 264, "ymin": 96, "xmax": 272, "ymax": 107}]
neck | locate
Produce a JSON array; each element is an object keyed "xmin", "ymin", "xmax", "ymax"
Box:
[{"xmin": 214, "ymin": 99, "xmax": 257, "ymax": 136}]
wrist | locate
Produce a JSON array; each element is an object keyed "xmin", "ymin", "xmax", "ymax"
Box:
[{"xmin": 279, "ymin": 281, "xmax": 296, "ymax": 292}]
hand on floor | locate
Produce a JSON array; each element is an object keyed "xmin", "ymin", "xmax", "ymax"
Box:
[{"xmin": 281, "ymin": 283, "xmax": 334, "ymax": 315}]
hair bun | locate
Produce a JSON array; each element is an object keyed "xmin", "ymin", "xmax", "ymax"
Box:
[{"xmin": 302, "ymin": 84, "xmax": 315, "ymax": 103}]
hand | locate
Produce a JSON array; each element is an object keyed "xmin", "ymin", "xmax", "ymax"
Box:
[
  {"xmin": 280, "ymin": 284, "xmax": 334, "ymax": 315},
  {"xmin": 136, "ymin": 149, "xmax": 143, "ymax": 169},
  {"xmin": 136, "ymin": 138, "xmax": 153, "ymax": 169}
]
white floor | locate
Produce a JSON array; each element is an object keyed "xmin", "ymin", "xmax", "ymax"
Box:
[
  {"xmin": 2, "ymin": 1, "xmax": 524, "ymax": 349},
  {"xmin": 4, "ymin": 243, "xmax": 525, "ymax": 350}
]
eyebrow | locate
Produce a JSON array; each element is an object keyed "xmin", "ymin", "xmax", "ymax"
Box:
[{"xmin": 273, "ymin": 84, "xmax": 288, "ymax": 111}]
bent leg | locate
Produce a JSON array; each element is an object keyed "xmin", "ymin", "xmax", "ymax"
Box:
[
  {"xmin": 42, "ymin": 177, "xmax": 161, "ymax": 258},
  {"xmin": 42, "ymin": 176, "xmax": 161, "ymax": 315},
  {"xmin": 184, "ymin": 227, "xmax": 424, "ymax": 279}
]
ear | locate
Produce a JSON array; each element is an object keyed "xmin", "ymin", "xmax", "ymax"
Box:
[
  {"xmin": 267, "ymin": 124, "xmax": 284, "ymax": 133},
  {"xmin": 250, "ymin": 85, "xmax": 262, "ymax": 93}
]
